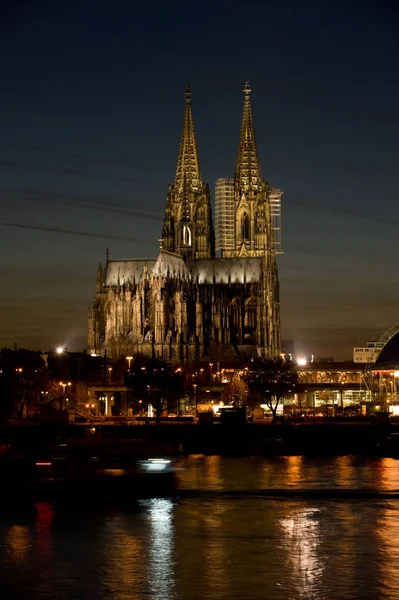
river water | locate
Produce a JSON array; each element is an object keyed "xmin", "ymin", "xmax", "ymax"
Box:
[{"xmin": 2, "ymin": 455, "xmax": 399, "ymax": 599}]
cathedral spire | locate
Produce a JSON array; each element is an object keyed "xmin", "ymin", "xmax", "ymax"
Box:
[
  {"xmin": 235, "ymin": 80, "xmax": 261, "ymax": 191},
  {"xmin": 162, "ymin": 85, "xmax": 215, "ymax": 260},
  {"xmin": 174, "ymin": 85, "xmax": 202, "ymax": 193}
]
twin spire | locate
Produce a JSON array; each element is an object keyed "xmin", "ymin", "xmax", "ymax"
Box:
[
  {"xmin": 235, "ymin": 80, "xmax": 261, "ymax": 190},
  {"xmin": 164, "ymin": 82, "xmax": 262, "ymax": 261},
  {"xmin": 175, "ymin": 81, "xmax": 261, "ymax": 193},
  {"xmin": 174, "ymin": 85, "xmax": 202, "ymax": 195}
]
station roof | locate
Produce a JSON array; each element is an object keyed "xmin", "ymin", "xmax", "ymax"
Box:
[{"xmin": 373, "ymin": 332, "xmax": 399, "ymax": 370}]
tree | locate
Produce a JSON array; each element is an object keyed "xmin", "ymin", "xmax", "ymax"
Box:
[
  {"xmin": 242, "ymin": 389, "xmax": 263, "ymax": 417},
  {"xmin": 38, "ymin": 378, "xmax": 68, "ymax": 418},
  {"xmin": 0, "ymin": 348, "xmax": 46, "ymax": 421},
  {"xmin": 226, "ymin": 375, "xmax": 248, "ymax": 408},
  {"xmin": 249, "ymin": 359, "xmax": 298, "ymax": 423}
]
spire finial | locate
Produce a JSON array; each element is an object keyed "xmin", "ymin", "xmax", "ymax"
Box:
[{"xmin": 244, "ymin": 80, "xmax": 251, "ymax": 96}]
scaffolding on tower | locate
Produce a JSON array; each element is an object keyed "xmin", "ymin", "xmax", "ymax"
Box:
[{"xmin": 269, "ymin": 188, "xmax": 283, "ymax": 254}]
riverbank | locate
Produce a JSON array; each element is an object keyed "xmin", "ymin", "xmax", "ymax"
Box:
[{"xmin": 0, "ymin": 420, "xmax": 397, "ymax": 457}]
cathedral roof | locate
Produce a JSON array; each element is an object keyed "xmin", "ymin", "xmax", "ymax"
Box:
[
  {"xmin": 152, "ymin": 250, "xmax": 191, "ymax": 280},
  {"xmin": 193, "ymin": 257, "xmax": 262, "ymax": 284},
  {"xmin": 105, "ymin": 256, "xmax": 262, "ymax": 287},
  {"xmin": 105, "ymin": 259, "xmax": 156, "ymax": 286}
]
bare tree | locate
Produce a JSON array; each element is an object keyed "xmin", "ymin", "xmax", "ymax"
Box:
[{"xmin": 249, "ymin": 359, "xmax": 298, "ymax": 423}]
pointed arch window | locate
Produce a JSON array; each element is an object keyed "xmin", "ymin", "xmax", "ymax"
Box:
[
  {"xmin": 231, "ymin": 298, "xmax": 240, "ymax": 330},
  {"xmin": 241, "ymin": 212, "xmax": 250, "ymax": 240},
  {"xmin": 244, "ymin": 299, "xmax": 257, "ymax": 329},
  {"xmin": 182, "ymin": 224, "xmax": 192, "ymax": 246}
]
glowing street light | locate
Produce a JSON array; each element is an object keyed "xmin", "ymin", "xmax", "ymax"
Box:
[
  {"xmin": 126, "ymin": 356, "xmax": 133, "ymax": 369},
  {"xmin": 193, "ymin": 383, "xmax": 198, "ymax": 418},
  {"xmin": 56, "ymin": 346, "xmax": 68, "ymax": 382},
  {"xmin": 59, "ymin": 381, "xmax": 71, "ymax": 394},
  {"xmin": 297, "ymin": 357, "xmax": 307, "ymax": 367}
]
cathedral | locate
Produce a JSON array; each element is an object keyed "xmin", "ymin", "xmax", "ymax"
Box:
[{"xmin": 88, "ymin": 82, "xmax": 282, "ymax": 363}]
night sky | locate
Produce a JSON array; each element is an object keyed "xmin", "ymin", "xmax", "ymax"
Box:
[{"xmin": 0, "ymin": 0, "xmax": 398, "ymax": 359}]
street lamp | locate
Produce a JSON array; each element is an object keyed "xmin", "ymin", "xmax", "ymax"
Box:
[
  {"xmin": 59, "ymin": 381, "xmax": 71, "ymax": 394},
  {"xmin": 56, "ymin": 346, "xmax": 68, "ymax": 382},
  {"xmin": 209, "ymin": 363, "xmax": 214, "ymax": 382},
  {"xmin": 59, "ymin": 381, "xmax": 71, "ymax": 410},
  {"xmin": 108, "ymin": 367, "xmax": 113, "ymax": 384},
  {"xmin": 193, "ymin": 383, "xmax": 198, "ymax": 419},
  {"xmin": 126, "ymin": 356, "xmax": 133, "ymax": 370}
]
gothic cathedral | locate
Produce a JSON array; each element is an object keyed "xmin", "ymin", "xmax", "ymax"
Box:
[{"xmin": 88, "ymin": 83, "xmax": 281, "ymax": 363}]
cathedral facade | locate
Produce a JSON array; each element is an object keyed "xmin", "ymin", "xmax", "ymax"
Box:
[{"xmin": 88, "ymin": 83, "xmax": 281, "ymax": 363}]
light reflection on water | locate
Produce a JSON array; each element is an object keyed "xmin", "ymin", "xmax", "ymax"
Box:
[
  {"xmin": 378, "ymin": 502, "xmax": 399, "ymax": 599},
  {"xmin": 99, "ymin": 512, "xmax": 145, "ymax": 599},
  {"xmin": 2, "ymin": 457, "xmax": 399, "ymax": 599},
  {"xmin": 279, "ymin": 507, "xmax": 322, "ymax": 599},
  {"xmin": 4, "ymin": 524, "xmax": 31, "ymax": 564},
  {"xmin": 176, "ymin": 455, "xmax": 399, "ymax": 492},
  {"xmin": 147, "ymin": 498, "xmax": 175, "ymax": 600},
  {"xmin": 201, "ymin": 501, "xmax": 230, "ymax": 598}
]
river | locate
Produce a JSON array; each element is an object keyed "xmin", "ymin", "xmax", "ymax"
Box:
[{"xmin": 2, "ymin": 455, "xmax": 399, "ymax": 599}]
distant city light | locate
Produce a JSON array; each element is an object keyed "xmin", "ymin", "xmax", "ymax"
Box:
[
  {"xmin": 297, "ymin": 357, "xmax": 307, "ymax": 366},
  {"xmin": 56, "ymin": 347, "xmax": 64, "ymax": 354}
]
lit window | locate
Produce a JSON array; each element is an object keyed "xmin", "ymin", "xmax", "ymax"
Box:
[{"xmin": 182, "ymin": 225, "xmax": 192, "ymax": 246}]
